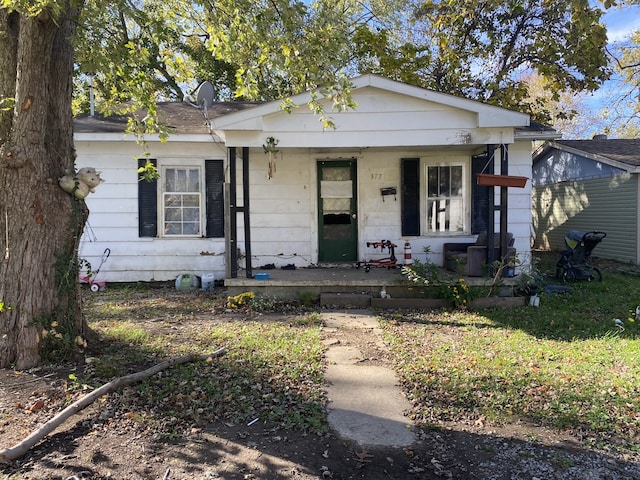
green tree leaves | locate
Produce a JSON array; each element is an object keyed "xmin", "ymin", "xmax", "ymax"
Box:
[
  {"xmin": 70, "ymin": 0, "xmax": 615, "ymax": 127},
  {"xmin": 608, "ymin": 24, "xmax": 640, "ymax": 137},
  {"xmin": 402, "ymin": 0, "xmax": 611, "ymax": 118}
]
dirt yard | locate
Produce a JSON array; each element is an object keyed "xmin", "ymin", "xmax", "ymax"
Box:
[{"xmin": 1, "ymin": 279, "xmax": 640, "ymax": 479}]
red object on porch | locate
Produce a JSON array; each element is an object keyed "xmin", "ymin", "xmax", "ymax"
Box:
[
  {"xmin": 357, "ymin": 240, "xmax": 398, "ymax": 272},
  {"xmin": 404, "ymin": 241, "xmax": 413, "ymax": 266}
]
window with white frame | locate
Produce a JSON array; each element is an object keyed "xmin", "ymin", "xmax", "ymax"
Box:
[
  {"xmin": 426, "ymin": 164, "xmax": 464, "ymax": 233},
  {"xmin": 162, "ymin": 166, "xmax": 202, "ymax": 236}
]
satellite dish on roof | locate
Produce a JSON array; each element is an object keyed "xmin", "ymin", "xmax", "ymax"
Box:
[
  {"xmin": 196, "ymin": 81, "xmax": 215, "ymax": 108},
  {"xmin": 184, "ymin": 81, "xmax": 215, "ymax": 109}
]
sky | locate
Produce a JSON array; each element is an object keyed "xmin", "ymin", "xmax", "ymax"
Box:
[
  {"xmin": 575, "ymin": 2, "xmax": 640, "ymax": 138},
  {"xmin": 603, "ymin": 4, "xmax": 640, "ymax": 42}
]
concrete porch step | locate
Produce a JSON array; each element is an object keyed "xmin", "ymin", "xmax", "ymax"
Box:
[
  {"xmin": 319, "ymin": 294, "xmax": 527, "ymax": 309},
  {"xmin": 320, "ymin": 293, "xmax": 372, "ymax": 307}
]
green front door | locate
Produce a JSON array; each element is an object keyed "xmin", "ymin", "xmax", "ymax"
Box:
[{"xmin": 317, "ymin": 160, "xmax": 358, "ymax": 262}]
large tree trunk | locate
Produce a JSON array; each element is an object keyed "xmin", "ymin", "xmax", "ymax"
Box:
[{"xmin": 0, "ymin": 3, "xmax": 86, "ymax": 369}]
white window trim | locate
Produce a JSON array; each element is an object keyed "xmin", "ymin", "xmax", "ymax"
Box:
[
  {"xmin": 159, "ymin": 162, "xmax": 205, "ymax": 238},
  {"xmin": 423, "ymin": 158, "xmax": 469, "ymax": 235}
]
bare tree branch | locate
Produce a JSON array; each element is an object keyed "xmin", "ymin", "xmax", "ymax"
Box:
[{"xmin": 0, "ymin": 348, "xmax": 226, "ymax": 463}]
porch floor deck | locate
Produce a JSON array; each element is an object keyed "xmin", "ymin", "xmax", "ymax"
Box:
[{"xmin": 224, "ymin": 264, "xmax": 519, "ymax": 304}]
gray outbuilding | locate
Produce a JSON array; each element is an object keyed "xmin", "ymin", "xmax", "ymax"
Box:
[{"xmin": 532, "ymin": 137, "xmax": 640, "ymax": 264}]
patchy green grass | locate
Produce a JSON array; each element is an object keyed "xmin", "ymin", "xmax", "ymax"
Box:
[
  {"xmin": 84, "ymin": 288, "xmax": 327, "ymax": 435},
  {"xmin": 85, "ymin": 288, "xmax": 222, "ymax": 322},
  {"xmin": 98, "ymin": 321, "xmax": 151, "ymax": 345},
  {"xmin": 381, "ymin": 267, "xmax": 640, "ymax": 454},
  {"xmin": 108, "ymin": 321, "xmax": 327, "ymax": 435}
]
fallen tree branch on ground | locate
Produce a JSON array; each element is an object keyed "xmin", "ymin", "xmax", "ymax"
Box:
[{"xmin": 0, "ymin": 348, "xmax": 226, "ymax": 463}]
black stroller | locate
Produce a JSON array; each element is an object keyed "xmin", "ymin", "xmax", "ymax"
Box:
[{"xmin": 556, "ymin": 230, "xmax": 606, "ymax": 282}]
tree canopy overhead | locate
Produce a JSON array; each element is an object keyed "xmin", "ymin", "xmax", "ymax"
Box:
[
  {"xmin": 597, "ymin": 0, "xmax": 640, "ymax": 137},
  {"xmin": 73, "ymin": 0, "xmax": 395, "ymax": 129},
  {"xmin": 72, "ymin": 0, "xmax": 613, "ymax": 127},
  {"xmin": 613, "ymin": 28, "xmax": 640, "ymax": 136},
  {"xmin": 352, "ymin": 0, "xmax": 611, "ymax": 122}
]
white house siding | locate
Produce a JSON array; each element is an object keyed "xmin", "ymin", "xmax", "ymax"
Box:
[
  {"xmin": 500, "ymin": 140, "xmax": 534, "ymax": 269},
  {"xmin": 74, "ymin": 76, "xmax": 541, "ymax": 282},
  {"xmin": 220, "ymin": 81, "xmax": 533, "ymax": 274},
  {"xmin": 234, "ymin": 149, "xmax": 316, "ymax": 268},
  {"xmin": 532, "ymin": 174, "xmax": 638, "ymax": 264},
  {"xmin": 76, "ymin": 139, "xmax": 227, "ymax": 282},
  {"xmin": 76, "ymin": 138, "xmax": 534, "ymax": 283}
]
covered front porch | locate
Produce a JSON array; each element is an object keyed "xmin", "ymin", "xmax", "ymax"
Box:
[{"xmin": 217, "ymin": 75, "xmax": 537, "ymax": 289}]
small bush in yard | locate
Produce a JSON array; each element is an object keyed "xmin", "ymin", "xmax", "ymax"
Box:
[
  {"xmin": 440, "ymin": 278, "xmax": 472, "ymax": 308},
  {"xmin": 226, "ymin": 291, "xmax": 255, "ymax": 308}
]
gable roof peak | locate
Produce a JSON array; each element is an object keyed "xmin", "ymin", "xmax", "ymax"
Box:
[{"xmin": 213, "ymin": 74, "xmax": 529, "ymax": 130}]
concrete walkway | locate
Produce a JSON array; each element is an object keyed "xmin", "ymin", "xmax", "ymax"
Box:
[{"xmin": 321, "ymin": 311, "xmax": 416, "ymax": 447}]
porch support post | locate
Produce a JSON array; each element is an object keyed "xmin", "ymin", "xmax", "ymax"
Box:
[
  {"xmin": 484, "ymin": 144, "xmax": 509, "ymax": 268},
  {"xmin": 499, "ymin": 144, "xmax": 509, "ymax": 260},
  {"xmin": 227, "ymin": 147, "xmax": 253, "ymax": 279},
  {"xmin": 228, "ymin": 147, "xmax": 238, "ymax": 278},
  {"xmin": 486, "ymin": 145, "xmax": 496, "ymax": 266},
  {"xmin": 242, "ymin": 147, "xmax": 253, "ymax": 278}
]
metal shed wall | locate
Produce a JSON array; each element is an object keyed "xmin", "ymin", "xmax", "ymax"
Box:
[{"xmin": 532, "ymin": 174, "xmax": 638, "ymax": 264}]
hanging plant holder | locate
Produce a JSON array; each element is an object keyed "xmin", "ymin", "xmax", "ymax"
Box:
[
  {"xmin": 263, "ymin": 136, "xmax": 279, "ymax": 179},
  {"xmin": 266, "ymin": 152, "xmax": 278, "ymax": 179},
  {"xmin": 476, "ymin": 173, "xmax": 528, "ymax": 188}
]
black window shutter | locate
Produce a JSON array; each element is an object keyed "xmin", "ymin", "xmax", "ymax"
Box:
[
  {"xmin": 471, "ymin": 154, "xmax": 491, "ymax": 234},
  {"xmin": 205, "ymin": 160, "xmax": 224, "ymax": 238},
  {"xmin": 138, "ymin": 158, "xmax": 158, "ymax": 237},
  {"xmin": 401, "ymin": 158, "xmax": 420, "ymax": 236}
]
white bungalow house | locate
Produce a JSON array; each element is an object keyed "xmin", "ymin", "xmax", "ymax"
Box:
[{"xmin": 74, "ymin": 74, "xmax": 556, "ymax": 283}]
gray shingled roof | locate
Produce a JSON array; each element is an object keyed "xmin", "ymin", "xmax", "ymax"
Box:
[
  {"xmin": 515, "ymin": 121, "xmax": 559, "ymax": 140},
  {"xmin": 74, "ymin": 101, "xmax": 260, "ymax": 134},
  {"xmin": 556, "ymin": 139, "xmax": 640, "ymax": 167},
  {"xmin": 75, "ymin": 98, "xmax": 557, "ymax": 140}
]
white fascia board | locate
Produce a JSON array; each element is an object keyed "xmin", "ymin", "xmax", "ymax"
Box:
[
  {"xmin": 222, "ymin": 127, "xmax": 515, "ymax": 149},
  {"xmin": 211, "ymin": 98, "xmax": 305, "ymax": 130},
  {"xmin": 477, "ymin": 110, "xmax": 530, "ymax": 128},
  {"xmin": 210, "ymin": 114, "xmax": 266, "ymax": 131},
  {"xmin": 515, "ymin": 130, "xmax": 562, "ymax": 142},
  {"xmin": 74, "ymin": 132, "xmax": 221, "ymax": 143}
]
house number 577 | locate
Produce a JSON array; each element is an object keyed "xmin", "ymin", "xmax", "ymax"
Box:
[{"xmin": 370, "ymin": 173, "xmax": 382, "ymax": 180}]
